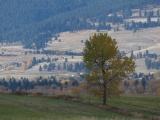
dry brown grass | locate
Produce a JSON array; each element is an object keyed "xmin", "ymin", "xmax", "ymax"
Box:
[{"xmin": 0, "ymin": 27, "xmax": 160, "ymax": 77}]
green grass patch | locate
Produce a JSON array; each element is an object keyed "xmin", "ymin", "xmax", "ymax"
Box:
[
  {"xmin": 108, "ymin": 95, "xmax": 160, "ymax": 118},
  {"xmin": 0, "ymin": 94, "xmax": 141, "ymax": 120},
  {"xmin": 81, "ymin": 94, "xmax": 160, "ymax": 119}
]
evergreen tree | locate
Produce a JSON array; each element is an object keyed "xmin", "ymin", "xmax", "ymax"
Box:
[
  {"xmin": 144, "ymin": 10, "xmax": 147, "ymax": 17},
  {"xmin": 147, "ymin": 16, "xmax": 151, "ymax": 27},
  {"xmin": 39, "ymin": 65, "xmax": 42, "ymax": 71},
  {"xmin": 63, "ymin": 62, "xmax": 66, "ymax": 69},
  {"xmin": 47, "ymin": 57, "xmax": 51, "ymax": 63},
  {"xmin": 32, "ymin": 57, "xmax": 37, "ymax": 66},
  {"xmin": 58, "ymin": 64, "xmax": 61, "ymax": 70},
  {"xmin": 134, "ymin": 80, "xmax": 139, "ymax": 87},
  {"xmin": 141, "ymin": 78, "xmax": 146, "ymax": 92},
  {"xmin": 157, "ymin": 10, "xmax": 160, "ymax": 16},
  {"xmin": 65, "ymin": 58, "xmax": 68, "ymax": 62}
]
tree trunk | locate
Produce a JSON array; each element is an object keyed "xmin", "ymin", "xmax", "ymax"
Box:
[
  {"xmin": 103, "ymin": 89, "xmax": 107, "ymax": 105},
  {"xmin": 103, "ymin": 84, "xmax": 107, "ymax": 105},
  {"xmin": 102, "ymin": 69, "xmax": 107, "ymax": 105}
]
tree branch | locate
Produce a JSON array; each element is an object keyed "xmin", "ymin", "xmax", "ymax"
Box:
[
  {"xmin": 105, "ymin": 69, "xmax": 126, "ymax": 85},
  {"xmin": 106, "ymin": 74, "xmax": 119, "ymax": 85}
]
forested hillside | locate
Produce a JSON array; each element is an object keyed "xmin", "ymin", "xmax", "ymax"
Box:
[{"xmin": 0, "ymin": 0, "xmax": 159, "ymax": 49}]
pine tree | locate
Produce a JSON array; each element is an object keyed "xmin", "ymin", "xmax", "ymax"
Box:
[
  {"xmin": 63, "ymin": 62, "xmax": 66, "ymax": 69},
  {"xmin": 39, "ymin": 65, "xmax": 42, "ymax": 71},
  {"xmin": 144, "ymin": 10, "xmax": 147, "ymax": 17},
  {"xmin": 58, "ymin": 64, "xmax": 61, "ymax": 70}
]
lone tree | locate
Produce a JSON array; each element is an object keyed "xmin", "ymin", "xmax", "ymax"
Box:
[{"xmin": 82, "ymin": 33, "xmax": 135, "ymax": 105}]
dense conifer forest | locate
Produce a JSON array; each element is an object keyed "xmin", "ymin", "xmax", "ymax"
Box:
[{"xmin": 0, "ymin": 0, "xmax": 159, "ymax": 49}]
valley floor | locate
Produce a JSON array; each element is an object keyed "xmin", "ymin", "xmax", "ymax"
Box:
[{"xmin": 1, "ymin": 28, "xmax": 160, "ymax": 79}]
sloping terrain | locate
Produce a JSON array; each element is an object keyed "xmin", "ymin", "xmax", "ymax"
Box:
[
  {"xmin": 0, "ymin": 94, "xmax": 139, "ymax": 120},
  {"xmin": 48, "ymin": 27, "xmax": 160, "ymax": 54},
  {"xmin": 0, "ymin": 27, "xmax": 160, "ymax": 78},
  {"xmin": 0, "ymin": 94, "xmax": 160, "ymax": 120},
  {"xmin": 0, "ymin": 0, "xmax": 159, "ymax": 47},
  {"xmin": 47, "ymin": 27, "xmax": 160, "ymax": 73}
]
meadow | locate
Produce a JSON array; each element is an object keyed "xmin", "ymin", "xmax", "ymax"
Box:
[
  {"xmin": 0, "ymin": 27, "xmax": 160, "ymax": 80},
  {"xmin": 0, "ymin": 93, "xmax": 160, "ymax": 120}
]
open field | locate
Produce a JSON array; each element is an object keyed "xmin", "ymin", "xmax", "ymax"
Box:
[
  {"xmin": 47, "ymin": 27, "xmax": 160, "ymax": 74},
  {"xmin": 48, "ymin": 27, "xmax": 160, "ymax": 54},
  {"xmin": 108, "ymin": 95, "xmax": 160, "ymax": 118},
  {"xmin": 0, "ymin": 27, "xmax": 160, "ymax": 78},
  {"xmin": 0, "ymin": 94, "xmax": 138, "ymax": 120},
  {"xmin": 0, "ymin": 4, "xmax": 160, "ymax": 77},
  {"xmin": 0, "ymin": 94, "xmax": 160, "ymax": 120},
  {"xmin": 82, "ymin": 94, "xmax": 160, "ymax": 117}
]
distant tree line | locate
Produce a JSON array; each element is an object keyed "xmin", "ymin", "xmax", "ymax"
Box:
[
  {"xmin": 25, "ymin": 56, "xmax": 86, "ymax": 72},
  {"xmin": 122, "ymin": 72, "xmax": 160, "ymax": 94},
  {"xmin": 145, "ymin": 58, "xmax": 160, "ymax": 70},
  {"xmin": 40, "ymin": 62, "xmax": 85, "ymax": 72},
  {"xmin": 125, "ymin": 10, "xmax": 160, "ymax": 32},
  {"xmin": 25, "ymin": 49, "xmax": 82, "ymax": 56},
  {"xmin": 131, "ymin": 50, "xmax": 157, "ymax": 59},
  {"xmin": 63, "ymin": 62, "xmax": 85, "ymax": 72},
  {"xmin": 131, "ymin": 72, "xmax": 153, "ymax": 80},
  {"xmin": 0, "ymin": 76, "xmax": 80, "ymax": 93},
  {"xmin": 130, "ymin": 50, "xmax": 160, "ymax": 70},
  {"xmin": 124, "ymin": 20, "xmax": 160, "ymax": 32},
  {"xmin": 142, "ymin": 50, "xmax": 160, "ymax": 70},
  {"xmin": 0, "ymin": 76, "xmax": 60, "ymax": 92},
  {"xmin": 141, "ymin": 50, "xmax": 160, "ymax": 69}
]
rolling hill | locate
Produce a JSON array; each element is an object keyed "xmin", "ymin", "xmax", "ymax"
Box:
[
  {"xmin": 0, "ymin": 93, "xmax": 160, "ymax": 120},
  {"xmin": 0, "ymin": 0, "xmax": 159, "ymax": 49}
]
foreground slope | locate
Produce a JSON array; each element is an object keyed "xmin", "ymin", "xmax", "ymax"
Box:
[{"xmin": 0, "ymin": 94, "xmax": 151, "ymax": 120}]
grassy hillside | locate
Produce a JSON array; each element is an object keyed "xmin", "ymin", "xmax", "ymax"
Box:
[
  {"xmin": 83, "ymin": 95, "xmax": 160, "ymax": 118},
  {"xmin": 108, "ymin": 95, "xmax": 160, "ymax": 117},
  {"xmin": 0, "ymin": 0, "xmax": 159, "ymax": 49},
  {"xmin": 0, "ymin": 94, "xmax": 160, "ymax": 120}
]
